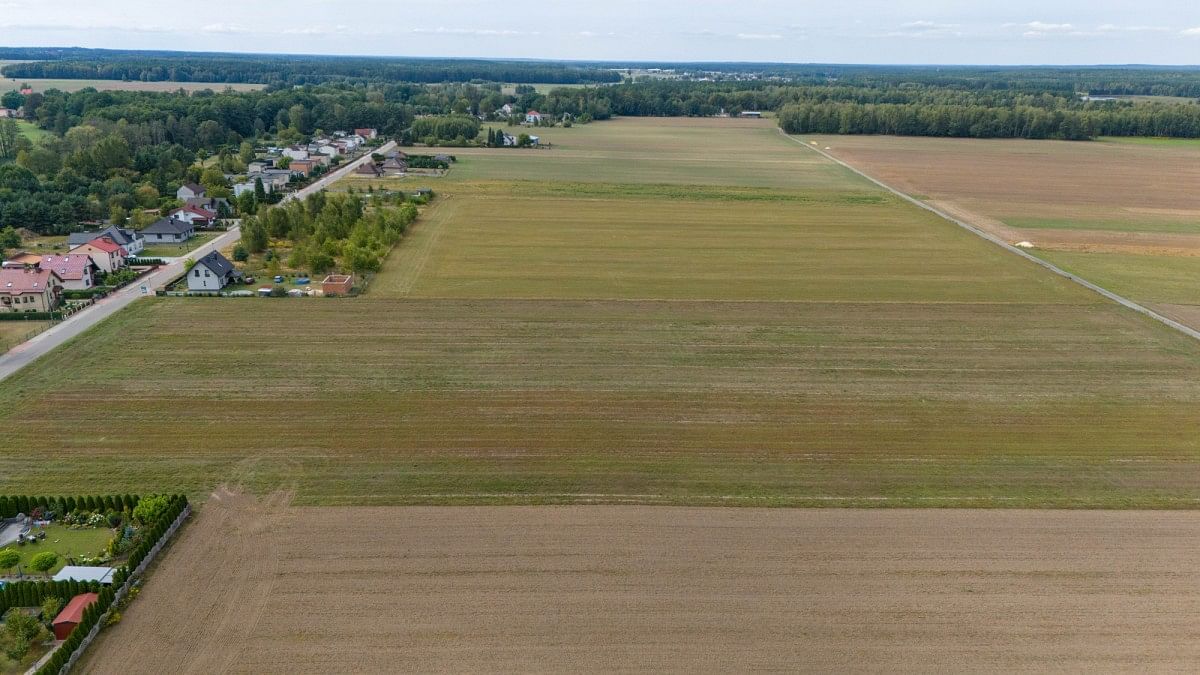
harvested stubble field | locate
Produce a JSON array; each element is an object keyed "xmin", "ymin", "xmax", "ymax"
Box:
[
  {"xmin": 81, "ymin": 494, "xmax": 1200, "ymax": 673},
  {"xmin": 3, "ymin": 118, "xmax": 1200, "ymax": 507},
  {"xmin": 807, "ymin": 134, "xmax": 1200, "ymax": 328}
]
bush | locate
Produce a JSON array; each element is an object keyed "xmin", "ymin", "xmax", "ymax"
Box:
[
  {"xmin": 232, "ymin": 244, "xmax": 249, "ymax": 262},
  {"xmin": 132, "ymin": 495, "xmax": 170, "ymax": 526},
  {"xmin": 27, "ymin": 551, "xmax": 57, "ymax": 576}
]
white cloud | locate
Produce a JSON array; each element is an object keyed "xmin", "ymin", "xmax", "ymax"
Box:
[
  {"xmin": 200, "ymin": 23, "xmax": 250, "ymax": 34},
  {"xmin": 411, "ymin": 27, "xmax": 531, "ymax": 37},
  {"xmin": 735, "ymin": 33, "xmax": 782, "ymax": 41},
  {"xmin": 888, "ymin": 20, "xmax": 961, "ymax": 39},
  {"xmin": 1182, "ymin": 26, "xmax": 1200, "ymax": 37}
]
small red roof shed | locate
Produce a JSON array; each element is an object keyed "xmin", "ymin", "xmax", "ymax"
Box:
[{"xmin": 52, "ymin": 592, "xmax": 99, "ymax": 640}]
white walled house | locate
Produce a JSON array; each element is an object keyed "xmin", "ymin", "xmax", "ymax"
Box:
[
  {"xmin": 176, "ymin": 183, "xmax": 206, "ymax": 200},
  {"xmin": 188, "ymin": 251, "xmax": 242, "ymax": 292}
]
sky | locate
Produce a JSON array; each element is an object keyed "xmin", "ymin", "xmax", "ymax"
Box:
[{"xmin": 2, "ymin": 0, "xmax": 1200, "ymax": 65}]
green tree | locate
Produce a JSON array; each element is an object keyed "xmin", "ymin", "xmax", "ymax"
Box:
[
  {"xmin": 232, "ymin": 244, "xmax": 249, "ymax": 262},
  {"xmin": 28, "ymin": 551, "xmax": 58, "ymax": 576},
  {"xmin": 41, "ymin": 596, "xmax": 63, "ymax": 619},
  {"xmin": 0, "ymin": 547, "xmax": 19, "ymax": 571},
  {"xmin": 0, "ymin": 118, "xmax": 19, "ymax": 159},
  {"xmin": 132, "ymin": 494, "xmax": 171, "ymax": 525}
]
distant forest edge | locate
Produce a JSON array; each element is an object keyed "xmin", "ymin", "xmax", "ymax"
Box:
[
  {"xmin": 0, "ymin": 49, "xmax": 623, "ymax": 86},
  {"xmin": 1, "ymin": 48, "xmax": 1199, "ymax": 138}
]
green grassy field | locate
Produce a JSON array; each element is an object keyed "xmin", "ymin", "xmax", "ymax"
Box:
[
  {"xmin": 1003, "ymin": 216, "xmax": 1200, "ymax": 235},
  {"xmin": 4, "ymin": 525, "xmax": 113, "ymax": 574},
  {"xmin": 14, "ymin": 120, "xmax": 49, "ymax": 142},
  {"xmin": 2, "ymin": 117, "xmax": 1199, "ymax": 507},
  {"xmin": 2, "ymin": 298, "xmax": 1199, "ymax": 506},
  {"xmin": 1035, "ymin": 250, "xmax": 1200, "ymax": 304}
]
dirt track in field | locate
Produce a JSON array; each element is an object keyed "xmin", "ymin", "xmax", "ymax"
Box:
[{"xmin": 84, "ymin": 494, "xmax": 1200, "ymax": 673}]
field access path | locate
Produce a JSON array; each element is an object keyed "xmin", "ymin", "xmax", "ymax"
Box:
[
  {"xmin": 0, "ymin": 141, "xmax": 395, "ymax": 383},
  {"xmin": 782, "ymin": 131, "xmax": 1200, "ymax": 343}
]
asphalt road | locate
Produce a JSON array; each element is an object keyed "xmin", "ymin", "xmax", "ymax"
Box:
[{"xmin": 0, "ymin": 141, "xmax": 398, "ymax": 383}]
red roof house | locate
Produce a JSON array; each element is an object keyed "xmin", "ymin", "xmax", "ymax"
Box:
[
  {"xmin": 37, "ymin": 254, "xmax": 97, "ymax": 290},
  {"xmin": 168, "ymin": 204, "xmax": 217, "ymax": 227},
  {"xmin": 0, "ymin": 267, "xmax": 62, "ymax": 312},
  {"xmin": 354, "ymin": 128, "xmax": 378, "ymax": 139},
  {"xmin": 52, "ymin": 592, "xmax": 99, "ymax": 640}
]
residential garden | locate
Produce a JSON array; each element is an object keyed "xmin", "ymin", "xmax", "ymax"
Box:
[{"xmin": 0, "ymin": 494, "xmax": 189, "ymax": 674}]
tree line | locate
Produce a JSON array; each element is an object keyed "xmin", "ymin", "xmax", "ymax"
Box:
[{"xmin": 0, "ymin": 50, "xmax": 622, "ymax": 87}]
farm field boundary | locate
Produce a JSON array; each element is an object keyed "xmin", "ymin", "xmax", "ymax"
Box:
[
  {"xmin": 784, "ymin": 132, "xmax": 1200, "ymax": 342},
  {"xmin": 81, "ymin": 498, "xmax": 1200, "ymax": 673}
]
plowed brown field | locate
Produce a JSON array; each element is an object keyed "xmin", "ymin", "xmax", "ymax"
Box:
[{"xmin": 82, "ymin": 494, "xmax": 1200, "ymax": 673}]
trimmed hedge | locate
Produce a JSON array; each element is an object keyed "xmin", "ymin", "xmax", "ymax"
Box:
[
  {"xmin": 0, "ymin": 311, "xmax": 62, "ymax": 321},
  {"xmin": 127, "ymin": 257, "xmax": 165, "ymax": 266}
]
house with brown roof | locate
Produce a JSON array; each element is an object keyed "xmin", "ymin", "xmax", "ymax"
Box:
[
  {"xmin": 52, "ymin": 593, "xmax": 99, "ymax": 640},
  {"xmin": 33, "ymin": 254, "xmax": 97, "ymax": 291},
  {"xmin": 176, "ymin": 182, "xmax": 206, "ymax": 201},
  {"xmin": 168, "ymin": 204, "xmax": 217, "ymax": 228},
  {"xmin": 381, "ymin": 157, "xmax": 407, "ymax": 175},
  {"xmin": 355, "ymin": 162, "xmax": 382, "ymax": 177},
  {"xmin": 355, "ymin": 128, "xmax": 378, "ymax": 139},
  {"xmin": 0, "ymin": 267, "xmax": 62, "ymax": 312},
  {"xmin": 1, "ymin": 251, "xmax": 44, "ymax": 268},
  {"xmin": 70, "ymin": 237, "xmax": 129, "ymax": 273}
]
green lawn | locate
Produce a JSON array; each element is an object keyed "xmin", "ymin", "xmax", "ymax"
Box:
[
  {"xmin": 14, "ymin": 120, "xmax": 49, "ymax": 142},
  {"xmin": 3, "ymin": 524, "xmax": 113, "ymax": 576},
  {"xmin": 139, "ymin": 232, "xmax": 218, "ymax": 258}
]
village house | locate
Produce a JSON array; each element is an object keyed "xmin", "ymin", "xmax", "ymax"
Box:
[
  {"xmin": 355, "ymin": 128, "xmax": 378, "ymax": 139},
  {"xmin": 247, "ymin": 159, "xmax": 275, "ymax": 173},
  {"xmin": 288, "ymin": 158, "xmax": 318, "ymax": 176},
  {"xmin": 355, "ymin": 162, "xmax": 383, "ymax": 177},
  {"xmin": 0, "ymin": 267, "xmax": 62, "ymax": 312},
  {"xmin": 185, "ymin": 196, "xmax": 230, "ymax": 215},
  {"xmin": 500, "ymin": 103, "xmax": 514, "ymax": 116},
  {"xmin": 381, "ymin": 156, "xmax": 407, "ymax": 175},
  {"xmin": 187, "ymin": 251, "xmax": 242, "ymax": 292},
  {"xmin": 176, "ymin": 182, "xmax": 206, "ymax": 201},
  {"xmin": 168, "ymin": 204, "xmax": 217, "ymax": 228},
  {"xmin": 139, "ymin": 217, "xmax": 195, "ymax": 245},
  {"xmin": 32, "ymin": 254, "xmax": 97, "ymax": 291},
  {"xmin": 524, "ymin": 110, "xmax": 544, "ymax": 124},
  {"xmin": 282, "ymin": 145, "xmax": 309, "ymax": 161},
  {"xmin": 69, "ymin": 237, "xmax": 128, "ymax": 273},
  {"xmin": 67, "ymin": 225, "xmax": 144, "ymax": 256},
  {"xmin": 1, "ymin": 252, "xmax": 44, "ymax": 268}
]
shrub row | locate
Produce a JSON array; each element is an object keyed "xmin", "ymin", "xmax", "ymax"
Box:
[
  {"xmin": 0, "ymin": 495, "xmax": 140, "ymax": 519},
  {"xmin": 127, "ymin": 257, "xmax": 165, "ymax": 266},
  {"xmin": 0, "ymin": 311, "xmax": 62, "ymax": 321},
  {"xmin": 61, "ymin": 288, "xmax": 110, "ymax": 300},
  {"xmin": 0, "ymin": 579, "xmax": 104, "ymax": 617}
]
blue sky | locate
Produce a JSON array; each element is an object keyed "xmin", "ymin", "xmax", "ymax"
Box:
[{"xmin": 2, "ymin": 0, "xmax": 1199, "ymax": 64}]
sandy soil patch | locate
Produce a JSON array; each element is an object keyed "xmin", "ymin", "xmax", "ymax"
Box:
[{"xmin": 84, "ymin": 497, "xmax": 1200, "ymax": 673}]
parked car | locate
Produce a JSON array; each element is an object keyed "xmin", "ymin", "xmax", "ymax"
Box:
[
  {"xmin": 243, "ymin": 276, "xmax": 256, "ymax": 284},
  {"xmin": 273, "ymin": 275, "xmax": 284, "ymax": 283}
]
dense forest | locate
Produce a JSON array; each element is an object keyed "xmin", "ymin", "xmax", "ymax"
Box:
[{"xmin": 0, "ymin": 50, "xmax": 622, "ymax": 86}]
